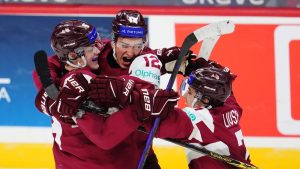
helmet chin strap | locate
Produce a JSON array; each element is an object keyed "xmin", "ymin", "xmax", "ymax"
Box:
[
  {"xmin": 66, "ymin": 56, "xmax": 87, "ymax": 69},
  {"xmin": 191, "ymin": 98, "xmax": 198, "ymax": 108},
  {"xmin": 111, "ymin": 41, "xmax": 118, "ymax": 62}
]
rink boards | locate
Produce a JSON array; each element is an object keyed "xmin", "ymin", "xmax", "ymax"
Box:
[
  {"xmin": 1, "ymin": 139, "xmax": 300, "ymax": 169},
  {"xmin": 0, "ymin": 5, "xmax": 300, "ymax": 169}
]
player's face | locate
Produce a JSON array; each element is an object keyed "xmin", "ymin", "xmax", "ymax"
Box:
[
  {"xmin": 183, "ymin": 87, "xmax": 197, "ymax": 107},
  {"xmin": 65, "ymin": 40, "xmax": 102, "ymax": 71},
  {"xmin": 84, "ymin": 43, "xmax": 101, "ymax": 70},
  {"xmin": 113, "ymin": 37, "xmax": 144, "ymax": 69}
]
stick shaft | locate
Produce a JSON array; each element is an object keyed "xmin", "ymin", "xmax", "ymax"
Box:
[{"xmin": 138, "ymin": 33, "xmax": 198, "ymax": 169}]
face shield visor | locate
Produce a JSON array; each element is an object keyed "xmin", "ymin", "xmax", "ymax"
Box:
[
  {"xmin": 179, "ymin": 73, "xmax": 197, "ymax": 96},
  {"xmin": 179, "ymin": 77, "xmax": 189, "ymax": 96}
]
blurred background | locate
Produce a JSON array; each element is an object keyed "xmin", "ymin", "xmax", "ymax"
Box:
[{"xmin": 0, "ymin": 0, "xmax": 300, "ymax": 168}]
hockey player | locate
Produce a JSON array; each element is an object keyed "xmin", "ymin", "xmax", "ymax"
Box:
[
  {"xmin": 91, "ymin": 64, "xmax": 252, "ymax": 169},
  {"xmin": 138, "ymin": 66, "xmax": 252, "ymax": 168},
  {"xmin": 34, "ymin": 20, "xmax": 180, "ymax": 169},
  {"xmin": 175, "ymin": 66, "xmax": 251, "ymax": 168}
]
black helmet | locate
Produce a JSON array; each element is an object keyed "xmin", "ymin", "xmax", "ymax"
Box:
[
  {"xmin": 112, "ymin": 10, "xmax": 147, "ymax": 40},
  {"xmin": 50, "ymin": 19, "xmax": 100, "ymax": 62},
  {"xmin": 187, "ymin": 67, "xmax": 232, "ymax": 107}
]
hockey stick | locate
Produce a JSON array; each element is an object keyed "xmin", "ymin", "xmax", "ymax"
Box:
[
  {"xmin": 33, "ymin": 50, "xmax": 106, "ymax": 114},
  {"xmin": 137, "ymin": 127, "xmax": 258, "ymax": 169},
  {"xmin": 165, "ymin": 138, "xmax": 258, "ymax": 169},
  {"xmin": 160, "ymin": 21, "xmax": 257, "ymax": 168},
  {"xmin": 137, "ymin": 20, "xmax": 235, "ymax": 169},
  {"xmin": 198, "ymin": 20, "xmax": 235, "ymax": 60},
  {"xmin": 198, "ymin": 36, "xmax": 220, "ymax": 60}
]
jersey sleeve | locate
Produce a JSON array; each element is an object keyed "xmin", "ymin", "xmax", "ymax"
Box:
[
  {"xmin": 60, "ymin": 71, "xmax": 141, "ymax": 150},
  {"xmin": 143, "ymin": 108, "xmax": 194, "ymax": 140},
  {"xmin": 183, "ymin": 101, "xmax": 251, "ymax": 165},
  {"xmin": 76, "ymin": 105, "xmax": 142, "ymax": 150}
]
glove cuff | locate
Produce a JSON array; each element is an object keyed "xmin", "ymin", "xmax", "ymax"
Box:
[{"xmin": 35, "ymin": 89, "xmax": 55, "ymax": 116}]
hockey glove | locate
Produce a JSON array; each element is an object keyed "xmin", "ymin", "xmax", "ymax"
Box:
[
  {"xmin": 185, "ymin": 58, "xmax": 237, "ymax": 80},
  {"xmin": 208, "ymin": 60, "xmax": 237, "ymax": 80},
  {"xmin": 35, "ymin": 89, "xmax": 55, "ymax": 116},
  {"xmin": 133, "ymin": 89, "xmax": 180, "ymax": 121},
  {"xmin": 56, "ymin": 73, "xmax": 89, "ymax": 117},
  {"xmin": 185, "ymin": 57, "xmax": 211, "ymax": 76},
  {"xmin": 156, "ymin": 46, "xmax": 196, "ymax": 75},
  {"xmin": 89, "ymin": 76, "xmax": 135, "ymax": 108}
]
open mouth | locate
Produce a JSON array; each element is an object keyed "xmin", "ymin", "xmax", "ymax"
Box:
[
  {"xmin": 123, "ymin": 57, "xmax": 134, "ymax": 63},
  {"xmin": 92, "ymin": 56, "xmax": 98, "ymax": 62}
]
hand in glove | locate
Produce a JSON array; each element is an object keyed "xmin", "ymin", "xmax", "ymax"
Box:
[
  {"xmin": 89, "ymin": 76, "xmax": 135, "ymax": 108},
  {"xmin": 133, "ymin": 89, "xmax": 180, "ymax": 121},
  {"xmin": 156, "ymin": 46, "xmax": 196, "ymax": 75},
  {"xmin": 185, "ymin": 57, "xmax": 210, "ymax": 76},
  {"xmin": 35, "ymin": 89, "xmax": 55, "ymax": 116},
  {"xmin": 208, "ymin": 60, "xmax": 237, "ymax": 80},
  {"xmin": 185, "ymin": 58, "xmax": 237, "ymax": 80},
  {"xmin": 56, "ymin": 73, "xmax": 89, "ymax": 117}
]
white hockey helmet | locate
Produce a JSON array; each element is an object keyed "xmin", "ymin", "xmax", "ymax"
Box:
[{"xmin": 129, "ymin": 53, "xmax": 162, "ymax": 87}]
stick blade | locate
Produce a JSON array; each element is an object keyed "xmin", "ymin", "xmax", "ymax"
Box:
[
  {"xmin": 198, "ymin": 36, "xmax": 220, "ymax": 60},
  {"xmin": 193, "ymin": 20, "xmax": 235, "ymax": 41},
  {"xmin": 196, "ymin": 20, "xmax": 235, "ymax": 60},
  {"xmin": 216, "ymin": 20, "xmax": 235, "ymax": 35}
]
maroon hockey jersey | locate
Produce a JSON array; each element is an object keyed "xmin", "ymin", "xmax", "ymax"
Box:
[
  {"xmin": 153, "ymin": 94, "xmax": 251, "ymax": 169},
  {"xmin": 32, "ymin": 41, "xmax": 162, "ymax": 169},
  {"xmin": 45, "ymin": 69, "xmax": 161, "ymax": 169}
]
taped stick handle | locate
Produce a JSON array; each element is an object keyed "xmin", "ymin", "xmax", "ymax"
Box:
[{"xmin": 34, "ymin": 50, "xmax": 59, "ymax": 100}]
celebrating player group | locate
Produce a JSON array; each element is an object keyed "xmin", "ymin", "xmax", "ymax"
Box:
[{"xmin": 33, "ymin": 9, "xmax": 257, "ymax": 169}]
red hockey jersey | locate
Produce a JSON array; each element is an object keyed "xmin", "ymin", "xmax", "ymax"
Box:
[
  {"xmin": 154, "ymin": 94, "xmax": 251, "ymax": 169},
  {"xmin": 47, "ymin": 70, "xmax": 161, "ymax": 169},
  {"xmin": 32, "ymin": 42, "xmax": 162, "ymax": 169}
]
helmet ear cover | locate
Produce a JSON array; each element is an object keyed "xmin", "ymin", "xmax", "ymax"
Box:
[
  {"xmin": 67, "ymin": 52, "xmax": 78, "ymax": 61},
  {"xmin": 67, "ymin": 48, "xmax": 85, "ymax": 61},
  {"xmin": 198, "ymin": 95, "xmax": 210, "ymax": 105},
  {"xmin": 73, "ymin": 47, "xmax": 86, "ymax": 58}
]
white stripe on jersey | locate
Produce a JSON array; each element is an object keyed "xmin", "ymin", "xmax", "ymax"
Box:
[
  {"xmin": 52, "ymin": 116, "xmax": 62, "ymax": 150},
  {"xmin": 183, "ymin": 107, "xmax": 215, "ymax": 132},
  {"xmin": 188, "ymin": 124, "xmax": 203, "ymax": 142}
]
